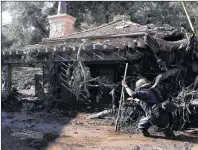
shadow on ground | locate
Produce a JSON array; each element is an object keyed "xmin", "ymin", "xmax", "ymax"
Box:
[{"xmin": 1, "ymin": 109, "xmax": 79, "ymax": 150}]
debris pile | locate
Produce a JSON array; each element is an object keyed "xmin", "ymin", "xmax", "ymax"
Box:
[
  {"xmin": 2, "ymin": 87, "xmax": 22, "ymax": 111},
  {"xmin": 115, "ymin": 26, "xmax": 198, "ymax": 131},
  {"xmin": 172, "ymin": 88, "xmax": 198, "ymax": 130}
]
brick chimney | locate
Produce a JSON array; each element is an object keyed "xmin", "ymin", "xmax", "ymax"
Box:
[{"xmin": 48, "ymin": 1, "xmax": 76, "ymax": 38}]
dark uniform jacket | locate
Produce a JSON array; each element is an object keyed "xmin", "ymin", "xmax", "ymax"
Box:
[{"xmin": 132, "ymin": 88, "xmax": 160, "ymax": 116}]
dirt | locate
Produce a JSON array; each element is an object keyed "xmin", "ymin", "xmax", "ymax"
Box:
[{"xmin": 2, "ymin": 111, "xmax": 198, "ymax": 150}]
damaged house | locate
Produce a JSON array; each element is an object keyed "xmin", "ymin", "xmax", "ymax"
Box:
[{"xmin": 2, "ymin": 2, "xmax": 198, "ymax": 129}]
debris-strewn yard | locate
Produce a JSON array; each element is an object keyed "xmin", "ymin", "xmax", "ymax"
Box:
[{"xmin": 2, "ymin": 108, "xmax": 198, "ymax": 150}]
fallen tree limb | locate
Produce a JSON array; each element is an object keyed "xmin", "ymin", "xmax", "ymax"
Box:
[
  {"xmin": 152, "ymin": 68, "xmax": 180, "ymax": 88},
  {"xmin": 157, "ymin": 29, "xmax": 184, "ymax": 41},
  {"xmin": 145, "ymin": 33, "xmax": 188, "ymax": 53},
  {"xmin": 88, "ymin": 109, "xmax": 112, "ymax": 119},
  {"xmin": 193, "ymin": 75, "xmax": 198, "ymax": 90},
  {"xmin": 187, "ymin": 75, "xmax": 198, "ymax": 90},
  {"xmin": 77, "ymin": 40, "xmax": 87, "ymax": 79},
  {"xmin": 190, "ymin": 99, "xmax": 198, "ymax": 105}
]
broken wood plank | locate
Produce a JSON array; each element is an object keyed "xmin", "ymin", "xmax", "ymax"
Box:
[{"xmin": 88, "ymin": 109, "xmax": 113, "ymax": 119}]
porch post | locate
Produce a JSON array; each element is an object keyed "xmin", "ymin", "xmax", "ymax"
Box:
[{"xmin": 4, "ymin": 64, "xmax": 12, "ymax": 95}]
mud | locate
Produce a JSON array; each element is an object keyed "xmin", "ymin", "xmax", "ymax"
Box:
[{"xmin": 2, "ymin": 111, "xmax": 198, "ymax": 150}]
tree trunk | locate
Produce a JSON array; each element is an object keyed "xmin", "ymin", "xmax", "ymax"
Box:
[{"xmin": 145, "ymin": 33, "xmax": 188, "ymax": 53}]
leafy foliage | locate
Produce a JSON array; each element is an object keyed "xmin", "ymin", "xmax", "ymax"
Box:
[
  {"xmin": 2, "ymin": 2, "xmax": 56, "ymax": 50},
  {"xmin": 2, "ymin": 1, "xmax": 198, "ymax": 51}
]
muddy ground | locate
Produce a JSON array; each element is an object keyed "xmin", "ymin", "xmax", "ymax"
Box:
[{"xmin": 2, "ymin": 109, "xmax": 198, "ymax": 150}]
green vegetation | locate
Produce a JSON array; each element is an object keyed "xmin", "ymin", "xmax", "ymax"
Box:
[{"xmin": 2, "ymin": 1, "xmax": 198, "ymax": 51}]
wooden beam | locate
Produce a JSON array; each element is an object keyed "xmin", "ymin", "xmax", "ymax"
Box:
[
  {"xmin": 53, "ymin": 45, "xmax": 56, "ymax": 52},
  {"xmin": 2, "ymin": 50, "xmax": 24, "ymax": 56},
  {"xmin": 103, "ymin": 44, "xmax": 115, "ymax": 50},
  {"xmin": 115, "ymin": 44, "xmax": 126, "ymax": 50},
  {"xmin": 55, "ymin": 53, "xmax": 67, "ymax": 62},
  {"xmin": 128, "ymin": 40, "xmax": 146, "ymax": 49},
  {"xmin": 2, "ymin": 46, "xmax": 131, "ymax": 64},
  {"xmin": 46, "ymin": 46, "xmax": 49, "ymax": 52},
  {"xmin": 4, "ymin": 64, "xmax": 12, "ymax": 96},
  {"xmin": 61, "ymin": 62, "xmax": 69, "ymax": 68},
  {"xmin": 3, "ymin": 58, "xmax": 24, "ymax": 64},
  {"xmin": 70, "ymin": 53, "xmax": 77, "ymax": 61},
  {"xmin": 82, "ymin": 52, "xmax": 92, "ymax": 59},
  {"xmin": 79, "ymin": 52, "xmax": 91, "ymax": 61},
  {"xmin": 42, "ymin": 31, "xmax": 149, "ymax": 44},
  {"xmin": 73, "ymin": 46, "xmax": 79, "ymax": 51},
  {"xmin": 2, "ymin": 51, "xmax": 6, "ymax": 56},
  {"xmin": 56, "ymin": 46, "xmax": 73, "ymax": 52},
  {"xmin": 92, "ymin": 51, "xmax": 104, "ymax": 60},
  {"xmin": 82, "ymin": 43, "xmax": 93, "ymax": 51},
  {"xmin": 56, "ymin": 53, "xmax": 76, "ymax": 62},
  {"xmin": 112, "ymin": 51, "xmax": 126, "ymax": 60},
  {"xmin": 37, "ymin": 48, "xmax": 46, "ymax": 53},
  {"xmin": 93, "ymin": 44, "xmax": 104, "ymax": 51}
]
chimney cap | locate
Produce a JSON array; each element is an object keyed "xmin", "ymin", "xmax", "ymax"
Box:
[{"xmin": 57, "ymin": 1, "xmax": 68, "ymax": 14}]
